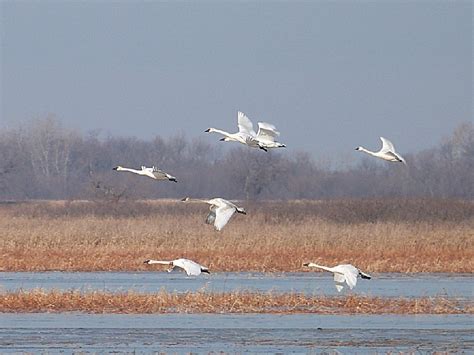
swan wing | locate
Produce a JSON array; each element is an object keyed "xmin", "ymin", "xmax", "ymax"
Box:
[
  {"xmin": 340, "ymin": 265, "xmax": 359, "ymax": 289},
  {"xmin": 386, "ymin": 151, "xmax": 406, "ymax": 164},
  {"xmin": 333, "ymin": 272, "xmax": 346, "ymax": 284},
  {"xmin": 214, "ymin": 205, "xmax": 237, "ymax": 231},
  {"xmin": 257, "ymin": 122, "xmax": 280, "ymax": 143},
  {"xmin": 174, "ymin": 259, "xmax": 202, "ymax": 276},
  {"xmin": 380, "ymin": 137, "xmax": 396, "ymax": 153},
  {"xmin": 218, "ymin": 198, "xmax": 240, "ymax": 209},
  {"xmin": 205, "ymin": 206, "xmax": 217, "ymax": 225},
  {"xmin": 333, "ymin": 272, "xmax": 346, "ymax": 292},
  {"xmin": 344, "ymin": 272, "xmax": 358, "ymax": 289},
  {"xmin": 152, "ymin": 167, "xmax": 177, "ymax": 180},
  {"xmin": 142, "ymin": 166, "xmax": 154, "ymax": 172},
  {"xmin": 238, "ymin": 111, "xmax": 257, "ymax": 137},
  {"xmin": 151, "ymin": 168, "xmax": 168, "ymax": 179}
]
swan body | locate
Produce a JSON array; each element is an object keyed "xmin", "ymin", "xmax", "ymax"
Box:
[
  {"xmin": 303, "ymin": 262, "xmax": 371, "ymax": 292},
  {"xmin": 355, "ymin": 137, "xmax": 405, "ymax": 164},
  {"xmin": 205, "ymin": 111, "xmax": 285, "ymax": 151},
  {"xmin": 113, "ymin": 165, "xmax": 177, "ymax": 182},
  {"xmin": 144, "ymin": 258, "xmax": 210, "ymax": 276},
  {"xmin": 181, "ymin": 197, "xmax": 246, "ymax": 231}
]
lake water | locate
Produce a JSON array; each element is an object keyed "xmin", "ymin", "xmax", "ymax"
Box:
[
  {"xmin": 1, "ymin": 313, "xmax": 472, "ymax": 353},
  {"xmin": 1, "ymin": 272, "xmax": 472, "ymax": 352},
  {"xmin": 1, "ymin": 272, "xmax": 472, "ymax": 298}
]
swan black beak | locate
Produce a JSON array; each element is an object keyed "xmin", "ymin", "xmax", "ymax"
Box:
[
  {"xmin": 143, "ymin": 259, "xmax": 151, "ymax": 264},
  {"xmin": 220, "ymin": 138, "xmax": 226, "ymax": 141},
  {"xmin": 355, "ymin": 147, "xmax": 360, "ymax": 151},
  {"xmin": 112, "ymin": 166, "xmax": 118, "ymax": 170},
  {"xmin": 205, "ymin": 128, "xmax": 211, "ymax": 132},
  {"xmin": 302, "ymin": 263, "xmax": 310, "ymax": 267}
]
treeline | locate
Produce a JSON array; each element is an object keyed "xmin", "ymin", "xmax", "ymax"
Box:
[{"xmin": 0, "ymin": 116, "xmax": 473, "ymax": 200}]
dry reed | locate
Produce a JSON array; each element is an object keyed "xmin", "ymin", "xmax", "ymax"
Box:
[
  {"xmin": 0, "ymin": 199, "xmax": 472, "ymax": 272},
  {"xmin": 1, "ymin": 290, "xmax": 470, "ymax": 314}
]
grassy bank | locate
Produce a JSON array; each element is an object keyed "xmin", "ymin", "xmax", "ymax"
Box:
[
  {"xmin": 0, "ymin": 199, "xmax": 472, "ymax": 272},
  {"xmin": 1, "ymin": 290, "xmax": 470, "ymax": 314}
]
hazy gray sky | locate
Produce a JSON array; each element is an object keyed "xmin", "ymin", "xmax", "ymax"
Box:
[{"xmin": 1, "ymin": 1, "xmax": 472, "ymax": 159}]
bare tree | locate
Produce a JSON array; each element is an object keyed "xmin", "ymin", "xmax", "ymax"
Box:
[{"xmin": 0, "ymin": 117, "xmax": 472, "ymax": 200}]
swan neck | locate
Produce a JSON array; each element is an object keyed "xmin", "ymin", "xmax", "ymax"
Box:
[
  {"xmin": 209, "ymin": 128, "xmax": 231, "ymax": 137},
  {"xmin": 359, "ymin": 147, "xmax": 377, "ymax": 156},
  {"xmin": 183, "ymin": 198, "xmax": 207, "ymax": 203},
  {"xmin": 120, "ymin": 167, "xmax": 140, "ymax": 173},
  {"xmin": 308, "ymin": 263, "xmax": 333, "ymax": 272},
  {"xmin": 147, "ymin": 260, "xmax": 172, "ymax": 265}
]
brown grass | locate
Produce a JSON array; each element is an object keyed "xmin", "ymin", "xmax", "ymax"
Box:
[
  {"xmin": 0, "ymin": 199, "xmax": 473, "ymax": 272},
  {"xmin": 1, "ymin": 290, "xmax": 470, "ymax": 314}
]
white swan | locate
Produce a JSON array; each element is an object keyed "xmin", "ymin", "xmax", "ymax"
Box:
[
  {"xmin": 144, "ymin": 258, "xmax": 210, "ymax": 276},
  {"xmin": 113, "ymin": 165, "xmax": 177, "ymax": 182},
  {"xmin": 355, "ymin": 137, "xmax": 406, "ymax": 164},
  {"xmin": 181, "ymin": 197, "xmax": 246, "ymax": 231},
  {"xmin": 255, "ymin": 121, "xmax": 286, "ymax": 150},
  {"xmin": 303, "ymin": 262, "xmax": 371, "ymax": 292},
  {"xmin": 205, "ymin": 111, "xmax": 286, "ymax": 151}
]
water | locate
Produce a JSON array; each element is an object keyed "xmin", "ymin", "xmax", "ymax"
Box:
[
  {"xmin": 0, "ymin": 272, "xmax": 472, "ymax": 298},
  {"xmin": 1, "ymin": 313, "xmax": 472, "ymax": 352},
  {"xmin": 1, "ymin": 273, "xmax": 472, "ymax": 352}
]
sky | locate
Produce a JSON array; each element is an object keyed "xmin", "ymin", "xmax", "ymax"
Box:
[{"xmin": 0, "ymin": 1, "xmax": 472, "ymax": 160}]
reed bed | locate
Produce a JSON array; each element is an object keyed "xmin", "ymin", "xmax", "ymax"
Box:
[
  {"xmin": 1, "ymin": 290, "xmax": 470, "ymax": 314},
  {"xmin": 0, "ymin": 199, "xmax": 472, "ymax": 273}
]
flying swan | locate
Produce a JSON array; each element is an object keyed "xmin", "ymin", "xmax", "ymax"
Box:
[
  {"xmin": 144, "ymin": 258, "xmax": 210, "ymax": 276},
  {"xmin": 303, "ymin": 262, "xmax": 371, "ymax": 292},
  {"xmin": 205, "ymin": 111, "xmax": 286, "ymax": 151},
  {"xmin": 355, "ymin": 137, "xmax": 406, "ymax": 163},
  {"xmin": 113, "ymin": 165, "xmax": 178, "ymax": 182},
  {"xmin": 181, "ymin": 197, "xmax": 246, "ymax": 231}
]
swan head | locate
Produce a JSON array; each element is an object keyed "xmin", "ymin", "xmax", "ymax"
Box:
[
  {"xmin": 355, "ymin": 146, "xmax": 362, "ymax": 151},
  {"xmin": 181, "ymin": 197, "xmax": 190, "ymax": 202},
  {"xmin": 302, "ymin": 262, "xmax": 310, "ymax": 267},
  {"xmin": 112, "ymin": 166, "xmax": 122, "ymax": 170}
]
